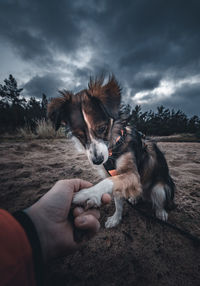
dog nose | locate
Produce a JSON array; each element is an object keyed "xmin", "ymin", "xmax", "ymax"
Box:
[{"xmin": 92, "ymin": 155, "xmax": 104, "ymax": 165}]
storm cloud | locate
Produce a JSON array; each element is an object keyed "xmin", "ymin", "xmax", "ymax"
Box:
[
  {"xmin": 23, "ymin": 74, "xmax": 66, "ymax": 99},
  {"xmin": 0, "ymin": 0, "xmax": 200, "ymax": 115}
]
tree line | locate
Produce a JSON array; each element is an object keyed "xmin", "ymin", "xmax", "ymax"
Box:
[
  {"xmin": 122, "ymin": 104, "xmax": 200, "ymax": 136},
  {"xmin": 0, "ymin": 75, "xmax": 48, "ymax": 133},
  {"xmin": 0, "ymin": 74, "xmax": 200, "ymax": 136}
]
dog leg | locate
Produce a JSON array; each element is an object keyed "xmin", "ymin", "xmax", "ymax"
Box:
[
  {"xmin": 151, "ymin": 183, "xmax": 168, "ymax": 221},
  {"xmin": 73, "ymin": 178, "xmax": 113, "ymax": 208},
  {"xmin": 105, "ymin": 197, "xmax": 124, "ymax": 228}
]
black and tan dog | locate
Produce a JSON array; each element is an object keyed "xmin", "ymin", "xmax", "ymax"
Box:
[{"xmin": 48, "ymin": 76, "xmax": 175, "ymax": 228}]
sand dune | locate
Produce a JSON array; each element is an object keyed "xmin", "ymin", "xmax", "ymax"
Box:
[{"xmin": 0, "ymin": 139, "xmax": 200, "ymax": 286}]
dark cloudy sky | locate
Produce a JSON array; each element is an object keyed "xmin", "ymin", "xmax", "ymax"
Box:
[{"xmin": 0, "ymin": 0, "xmax": 200, "ymax": 115}]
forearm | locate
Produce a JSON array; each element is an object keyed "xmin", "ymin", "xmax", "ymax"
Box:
[
  {"xmin": 13, "ymin": 210, "xmax": 44, "ymax": 286},
  {"xmin": 0, "ymin": 209, "xmax": 43, "ymax": 286}
]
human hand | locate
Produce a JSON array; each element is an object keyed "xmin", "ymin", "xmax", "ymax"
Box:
[{"xmin": 25, "ymin": 179, "xmax": 111, "ymax": 261}]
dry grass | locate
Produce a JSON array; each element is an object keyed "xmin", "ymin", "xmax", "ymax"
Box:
[
  {"xmin": 36, "ymin": 119, "xmax": 64, "ymax": 139},
  {"xmin": 18, "ymin": 125, "xmax": 36, "ymax": 140},
  {"xmin": 16, "ymin": 119, "xmax": 65, "ymax": 140}
]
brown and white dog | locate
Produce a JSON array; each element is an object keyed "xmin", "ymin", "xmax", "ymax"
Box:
[{"xmin": 48, "ymin": 76, "xmax": 175, "ymax": 228}]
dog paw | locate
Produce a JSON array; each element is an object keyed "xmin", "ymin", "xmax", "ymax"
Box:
[
  {"xmin": 105, "ymin": 215, "xmax": 121, "ymax": 228},
  {"xmin": 73, "ymin": 188, "xmax": 101, "ymax": 208},
  {"xmin": 156, "ymin": 209, "xmax": 168, "ymax": 221},
  {"xmin": 85, "ymin": 197, "xmax": 101, "ymax": 209},
  {"xmin": 73, "ymin": 189, "xmax": 88, "ymax": 205},
  {"xmin": 73, "ymin": 178, "xmax": 113, "ymax": 208}
]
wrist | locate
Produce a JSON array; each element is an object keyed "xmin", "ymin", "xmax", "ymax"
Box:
[
  {"xmin": 24, "ymin": 205, "xmax": 51, "ymax": 262},
  {"xmin": 13, "ymin": 210, "xmax": 44, "ymax": 285}
]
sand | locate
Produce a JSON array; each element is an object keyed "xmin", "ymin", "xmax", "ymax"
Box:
[{"xmin": 0, "ymin": 138, "xmax": 200, "ymax": 286}]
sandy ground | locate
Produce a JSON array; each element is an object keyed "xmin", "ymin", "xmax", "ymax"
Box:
[{"xmin": 0, "ymin": 138, "xmax": 200, "ymax": 286}]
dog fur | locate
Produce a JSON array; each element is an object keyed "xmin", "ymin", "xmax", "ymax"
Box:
[{"xmin": 48, "ymin": 75, "xmax": 175, "ymax": 228}]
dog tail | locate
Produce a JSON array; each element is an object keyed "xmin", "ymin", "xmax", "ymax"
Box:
[
  {"xmin": 164, "ymin": 177, "xmax": 176, "ymax": 210},
  {"xmin": 153, "ymin": 143, "xmax": 176, "ymax": 210}
]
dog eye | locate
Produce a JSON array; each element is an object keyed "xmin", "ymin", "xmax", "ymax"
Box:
[{"xmin": 97, "ymin": 125, "xmax": 106, "ymax": 134}]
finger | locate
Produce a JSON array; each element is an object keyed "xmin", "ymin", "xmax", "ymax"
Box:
[
  {"xmin": 69, "ymin": 179, "xmax": 93, "ymax": 192},
  {"xmin": 78, "ymin": 179, "xmax": 93, "ymax": 190},
  {"xmin": 83, "ymin": 209, "xmax": 100, "ymax": 219},
  {"xmin": 73, "ymin": 207, "xmax": 84, "ymax": 217},
  {"xmin": 101, "ymin": 194, "xmax": 112, "ymax": 204},
  {"xmin": 74, "ymin": 214, "xmax": 100, "ymax": 233},
  {"xmin": 73, "ymin": 208, "xmax": 100, "ymax": 219}
]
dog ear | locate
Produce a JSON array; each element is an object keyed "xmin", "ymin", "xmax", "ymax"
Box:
[
  {"xmin": 103, "ymin": 76, "xmax": 121, "ymax": 119},
  {"xmin": 88, "ymin": 75, "xmax": 121, "ymax": 119},
  {"xmin": 47, "ymin": 91, "xmax": 71, "ymax": 130}
]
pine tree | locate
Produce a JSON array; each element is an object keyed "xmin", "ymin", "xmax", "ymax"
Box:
[
  {"xmin": 0, "ymin": 74, "xmax": 24, "ymax": 105},
  {"xmin": 41, "ymin": 93, "xmax": 48, "ymax": 119}
]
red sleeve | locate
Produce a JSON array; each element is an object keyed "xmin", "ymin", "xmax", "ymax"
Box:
[{"xmin": 0, "ymin": 209, "xmax": 36, "ymax": 286}]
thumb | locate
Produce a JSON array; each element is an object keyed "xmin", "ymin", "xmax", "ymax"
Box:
[{"xmin": 69, "ymin": 179, "xmax": 93, "ymax": 192}]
